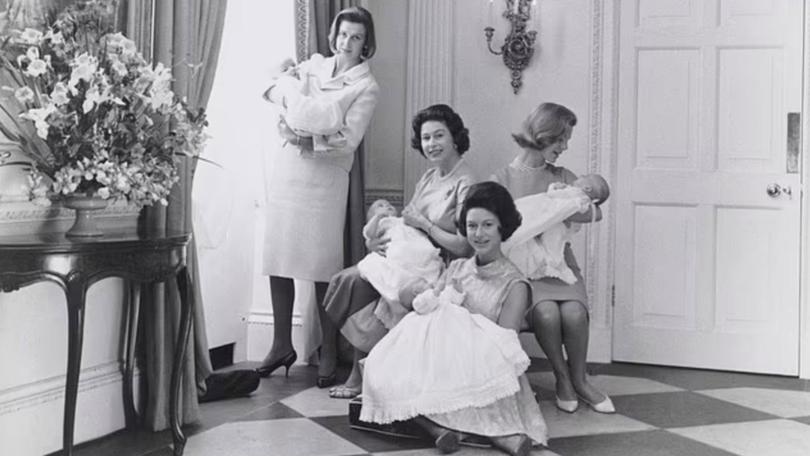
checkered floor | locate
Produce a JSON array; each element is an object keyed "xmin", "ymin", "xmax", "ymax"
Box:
[{"xmin": 71, "ymin": 361, "xmax": 810, "ymax": 456}]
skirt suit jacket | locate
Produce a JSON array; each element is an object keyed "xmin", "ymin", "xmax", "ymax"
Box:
[{"xmin": 263, "ymin": 54, "xmax": 379, "ymax": 282}]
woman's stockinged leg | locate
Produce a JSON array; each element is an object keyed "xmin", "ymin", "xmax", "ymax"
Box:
[
  {"xmin": 262, "ymin": 276, "xmax": 295, "ymax": 364},
  {"xmin": 315, "ymin": 281, "xmax": 338, "ymax": 380},
  {"xmin": 530, "ymin": 300, "xmax": 576, "ymax": 401},
  {"xmin": 559, "ymin": 300, "xmax": 605, "ymax": 404}
]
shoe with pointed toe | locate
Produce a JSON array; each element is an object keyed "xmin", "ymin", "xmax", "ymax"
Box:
[
  {"xmin": 434, "ymin": 430, "xmax": 461, "ymax": 454},
  {"xmin": 256, "ymin": 350, "xmax": 297, "ymax": 378},
  {"xmin": 579, "ymin": 394, "xmax": 615, "ymax": 414},
  {"xmin": 555, "ymin": 396, "xmax": 579, "ymax": 413}
]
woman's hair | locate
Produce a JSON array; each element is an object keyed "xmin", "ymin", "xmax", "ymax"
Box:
[
  {"xmin": 512, "ymin": 102, "xmax": 577, "ymax": 151},
  {"xmin": 410, "ymin": 104, "xmax": 470, "ymax": 157},
  {"xmin": 457, "ymin": 181, "xmax": 522, "ymax": 241},
  {"xmin": 328, "ymin": 6, "xmax": 376, "ymax": 60}
]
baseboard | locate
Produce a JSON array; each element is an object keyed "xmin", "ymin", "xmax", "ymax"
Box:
[
  {"xmin": 0, "ymin": 361, "xmax": 140, "ymax": 455},
  {"xmin": 246, "ymin": 310, "xmax": 308, "ymax": 363}
]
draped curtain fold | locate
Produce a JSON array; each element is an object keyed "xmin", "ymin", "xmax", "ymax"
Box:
[
  {"xmin": 123, "ymin": 0, "xmax": 228, "ymax": 431},
  {"xmin": 303, "ymin": 0, "xmax": 366, "ymax": 268}
]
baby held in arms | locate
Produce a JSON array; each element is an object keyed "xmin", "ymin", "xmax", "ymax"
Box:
[
  {"xmin": 356, "ymin": 199, "xmax": 444, "ymax": 328},
  {"xmin": 504, "ymin": 173, "xmax": 610, "ymax": 283},
  {"xmin": 265, "ymin": 56, "xmax": 344, "ymax": 137}
]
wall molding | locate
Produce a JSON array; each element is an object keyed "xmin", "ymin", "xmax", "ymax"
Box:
[
  {"xmin": 799, "ymin": 0, "xmax": 810, "ymax": 379},
  {"xmin": 365, "ymin": 188, "xmax": 405, "ymax": 212},
  {"xmin": 402, "ymin": 0, "xmax": 456, "ymax": 203},
  {"xmin": 0, "ymin": 361, "xmax": 138, "ymax": 416},
  {"xmin": 583, "ymin": 0, "xmax": 619, "ymax": 361}
]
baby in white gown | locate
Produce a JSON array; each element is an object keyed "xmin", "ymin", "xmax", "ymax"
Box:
[
  {"xmin": 357, "ymin": 199, "xmax": 444, "ymax": 329},
  {"xmin": 503, "ymin": 173, "xmax": 610, "ymax": 283},
  {"xmin": 264, "ymin": 55, "xmax": 344, "ymax": 137}
]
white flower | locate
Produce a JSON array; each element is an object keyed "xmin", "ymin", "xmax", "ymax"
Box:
[
  {"xmin": 45, "ymin": 29, "xmax": 64, "ymax": 45},
  {"xmin": 51, "ymin": 83, "xmax": 69, "ymax": 106},
  {"xmin": 14, "ymin": 86, "xmax": 34, "ymax": 103},
  {"xmin": 97, "ymin": 187, "xmax": 111, "ymax": 199},
  {"xmin": 68, "ymin": 53, "xmax": 98, "ymax": 92},
  {"xmin": 110, "ymin": 56, "xmax": 128, "ymax": 77},
  {"xmin": 25, "ymin": 59, "xmax": 48, "ymax": 77},
  {"xmin": 20, "ymin": 105, "xmax": 56, "ymax": 139},
  {"xmin": 82, "ymin": 86, "xmax": 101, "ymax": 113},
  {"xmin": 26, "ymin": 46, "xmax": 39, "ymax": 61},
  {"xmin": 19, "ymin": 28, "xmax": 43, "ymax": 45}
]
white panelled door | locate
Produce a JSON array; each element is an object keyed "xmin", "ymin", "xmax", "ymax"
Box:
[{"xmin": 613, "ymin": 0, "xmax": 803, "ymax": 375}]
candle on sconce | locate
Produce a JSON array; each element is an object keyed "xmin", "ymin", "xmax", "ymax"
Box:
[
  {"xmin": 488, "ymin": 0, "xmax": 494, "ymax": 25},
  {"xmin": 531, "ymin": 0, "xmax": 538, "ymax": 20}
]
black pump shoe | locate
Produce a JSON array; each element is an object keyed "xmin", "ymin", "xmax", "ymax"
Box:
[{"xmin": 256, "ymin": 350, "xmax": 297, "ymax": 378}]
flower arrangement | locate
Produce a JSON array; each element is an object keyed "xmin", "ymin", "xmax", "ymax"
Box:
[{"xmin": 0, "ymin": 0, "xmax": 208, "ymax": 207}]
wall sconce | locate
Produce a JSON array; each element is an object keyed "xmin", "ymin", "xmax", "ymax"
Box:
[{"xmin": 484, "ymin": 0, "xmax": 537, "ymax": 94}]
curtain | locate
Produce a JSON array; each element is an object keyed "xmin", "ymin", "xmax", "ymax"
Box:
[{"xmin": 124, "ymin": 0, "xmax": 228, "ymax": 431}]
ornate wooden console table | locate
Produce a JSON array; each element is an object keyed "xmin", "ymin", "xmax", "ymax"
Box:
[{"xmin": 0, "ymin": 230, "xmax": 193, "ymax": 456}]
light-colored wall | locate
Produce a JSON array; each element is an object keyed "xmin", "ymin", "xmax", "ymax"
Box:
[
  {"xmin": 0, "ymin": 278, "xmax": 130, "ymax": 455},
  {"xmin": 365, "ymin": 0, "xmax": 609, "ymax": 360},
  {"xmin": 367, "ymin": 0, "xmax": 593, "ymax": 211}
]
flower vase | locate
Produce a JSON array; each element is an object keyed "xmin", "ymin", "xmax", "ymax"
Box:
[{"xmin": 63, "ymin": 194, "xmax": 109, "ymax": 238}]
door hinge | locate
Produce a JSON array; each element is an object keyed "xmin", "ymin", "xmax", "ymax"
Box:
[{"xmin": 611, "ymin": 285, "xmax": 616, "ymax": 307}]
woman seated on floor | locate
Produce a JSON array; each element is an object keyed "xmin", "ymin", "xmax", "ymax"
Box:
[
  {"xmin": 360, "ymin": 182, "xmax": 547, "ymax": 456},
  {"xmin": 317, "ymin": 104, "xmax": 478, "ymax": 398}
]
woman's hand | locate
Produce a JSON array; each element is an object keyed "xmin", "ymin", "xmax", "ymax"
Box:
[
  {"xmin": 366, "ymin": 231, "xmax": 391, "ymax": 256},
  {"xmin": 402, "ymin": 206, "xmax": 431, "ymax": 233}
]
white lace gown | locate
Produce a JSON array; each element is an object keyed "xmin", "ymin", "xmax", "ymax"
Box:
[
  {"xmin": 502, "ymin": 185, "xmax": 591, "ymax": 283},
  {"xmin": 360, "ymin": 256, "xmax": 548, "ymax": 446}
]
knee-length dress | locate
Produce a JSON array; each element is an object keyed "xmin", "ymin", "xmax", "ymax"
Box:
[
  {"xmin": 361, "ymin": 256, "xmax": 547, "ymax": 446},
  {"xmin": 323, "ymin": 159, "xmax": 478, "ymax": 351},
  {"xmin": 263, "ymin": 54, "xmax": 379, "ymax": 282},
  {"xmin": 492, "ymin": 158, "xmax": 588, "ymax": 305}
]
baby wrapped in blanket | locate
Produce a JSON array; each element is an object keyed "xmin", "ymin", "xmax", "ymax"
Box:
[
  {"xmin": 264, "ymin": 55, "xmax": 344, "ymax": 137},
  {"xmin": 503, "ymin": 173, "xmax": 610, "ymax": 283},
  {"xmin": 356, "ymin": 199, "xmax": 444, "ymax": 329}
]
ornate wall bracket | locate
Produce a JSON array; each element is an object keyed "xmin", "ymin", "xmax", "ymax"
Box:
[{"xmin": 484, "ymin": 0, "xmax": 537, "ymax": 94}]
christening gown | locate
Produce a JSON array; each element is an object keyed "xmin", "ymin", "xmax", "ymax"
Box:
[{"xmin": 360, "ymin": 256, "xmax": 548, "ymax": 446}]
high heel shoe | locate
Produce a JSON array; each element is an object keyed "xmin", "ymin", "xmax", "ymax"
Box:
[
  {"xmin": 555, "ymin": 396, "xmax": 579, "ymax": 413},
  {"xmin": 256, "ymin": 350, "xmax": 297, "ymax": 378},
  {"xmin": 578, "ymin": 393, "xmax": 615, "ymax": 414}
]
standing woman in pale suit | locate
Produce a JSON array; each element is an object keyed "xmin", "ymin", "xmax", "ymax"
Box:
[{"xmin": 258, "ymin": 6, "xmax": 379, "ymax": 377}]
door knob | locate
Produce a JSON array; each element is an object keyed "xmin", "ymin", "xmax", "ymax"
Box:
[{"xmin": 766, "ymin": 183, "xmax": 782, "ymax": 197}]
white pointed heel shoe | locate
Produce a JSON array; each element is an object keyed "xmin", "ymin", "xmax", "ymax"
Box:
[
  {"xmin": 579, "ymin": 394, "xmax": 615, "ymax": 414},
  {"xmin": 555, "ymin": 396, "xmax": 579, "ymax": 413}
]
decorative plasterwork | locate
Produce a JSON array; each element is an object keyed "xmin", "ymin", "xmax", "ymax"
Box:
[
  {"xmin": 584, "ymin": 0, "xmax": 618, "ymax": 332},
  {"xmin": 402, "ymin": 0, "xmax": 455, "ymax": 204},
  {"xmin": 293, "ymin": 0, "xmax": 309, "ymax": 63},
  {"xmin": 365, "ymin": 188, "xmax": 405, "ymax": 212}
]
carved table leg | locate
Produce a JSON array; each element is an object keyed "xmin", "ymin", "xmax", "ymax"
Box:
[
  {"xmin": 123, "ymin": 281, "xmax": 141, "ymax": 428},
  {"xmin": 171, "ymin": 266, "xmax": 193, "ymax": 456},
  {"xmin": 63, "ymin": 274, "xmax": 87, "ymax": 456}
]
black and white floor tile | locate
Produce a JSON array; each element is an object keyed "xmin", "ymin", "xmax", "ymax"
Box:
[{"xmin": 67, "ymin": 361, "xmax": 810, "ymax": 456}]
